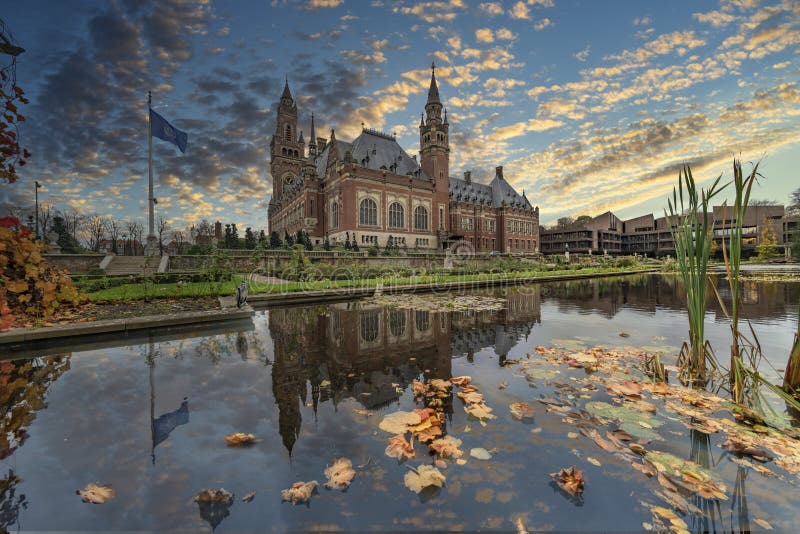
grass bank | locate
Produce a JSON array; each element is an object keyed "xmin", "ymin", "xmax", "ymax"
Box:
[{"xmin": 86, "ymin": 266, "xmax": 654, "ymax": 302}]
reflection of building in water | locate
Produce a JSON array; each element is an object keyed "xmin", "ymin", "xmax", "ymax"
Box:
[
  {"xmin": 269, "ymin": 290, "xmax": 542, "ymax": 453},
  {"xmin": 542, "ymin": 274, "xmax": 796, "ymax": 323}
]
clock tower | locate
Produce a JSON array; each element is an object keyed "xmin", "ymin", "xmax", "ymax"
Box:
[{"xmin": 269, "ymin": 78, "xmax": 304, "ymax": 205}]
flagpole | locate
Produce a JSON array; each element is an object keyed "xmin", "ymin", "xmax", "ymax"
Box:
[{"xmin": 147, "ymin": 91, "xmax": 156, "ymax": 256}]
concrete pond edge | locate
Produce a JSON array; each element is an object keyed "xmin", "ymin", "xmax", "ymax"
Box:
[{"xmin": 0, "ymin": 268, "xmax": 658, "ymax": 349}]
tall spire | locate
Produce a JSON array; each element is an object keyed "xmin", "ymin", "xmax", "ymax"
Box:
[
  {"xmin": 308, "ymin": 113, "xmax": 317, "ymax": 155},
  {"xmin": 281, "ymin": 75, "xmax": 293, "ymax": 101},
  {"xmin": 427, "ymin": 61, "xmax": 440, "ymax": 104}
]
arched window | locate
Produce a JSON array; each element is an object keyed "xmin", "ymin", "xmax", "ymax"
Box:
[
  {"xmin": 331, "ymin": 202, "xmax": 339, "ymax": 229},
  {"xmin": 285, "ymin": 124, "xmax": 292, "ymax": 141},
  {"xmin": 414, "ymin": 205, "xmax": 428, "ymax": 230},
  {"xmin": 389, "ymin": 310, "xmax": 406, "ymax": 337},
  {"xmin": 359, "ymin": 198, "xmax": 378, "ymax": 226},
  {"xmin": 360, "ymin": 312, "xmax": 379, "ymax": 342},
  {"xmin": 388, "ymin": 202, "xmax": 404, "ymax": 228},
  {"xmin": 282, "ymin": 148, "xmax": 287, "ymax": 156},
  {"xmin": 415, "ymin": 310, "xmax": 430, "ymax": 331}
]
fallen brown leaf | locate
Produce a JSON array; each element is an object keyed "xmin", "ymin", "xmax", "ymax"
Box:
[
  {"xmin": 281, "ymin": 481, "xmax": 318, "ymax": 505},
  {"xmin": 549, "ymin": 466, "xmax": 584, "ymax": 495},
  {"xmin": 224, "ymin": 432, "xmax": 256, "ymax": 446},
  {"xmin": 324, "ymin": 457, "xmax": 356, "ymax": 490}
]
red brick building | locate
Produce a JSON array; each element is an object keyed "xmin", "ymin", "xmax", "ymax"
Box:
[{"xmin": 268, "ymin": 64, "xmax": 540, "ymax": 252}]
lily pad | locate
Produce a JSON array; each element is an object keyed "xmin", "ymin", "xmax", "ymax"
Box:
[
  {"xmin": 524, "ymin": 368, "xmax": 559, "ymax": 381},
  {"xmin": 550, "ymin": 338, "xmax": 587, "ymax": 351},
  {"xmin": 585, "ymin": 401, "xmax": 664, "ymax": 440}
]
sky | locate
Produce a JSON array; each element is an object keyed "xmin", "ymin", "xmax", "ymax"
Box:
[{"xmin": 1, "ymin": 0, "xmax": 798, "ymax": 235}]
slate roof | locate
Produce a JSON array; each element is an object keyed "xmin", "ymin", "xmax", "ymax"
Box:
[
  {"xmin": 449, "ymin": 169, "xmax": 533, "ymax": 209},
  {"xmin": 313, "ymin": 129, "xmax": 427, "ymax": 180}
]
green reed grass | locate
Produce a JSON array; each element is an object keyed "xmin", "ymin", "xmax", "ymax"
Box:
[{"xmin": 666, "ymin": 165, "xmax": 726, "ymax": 380}]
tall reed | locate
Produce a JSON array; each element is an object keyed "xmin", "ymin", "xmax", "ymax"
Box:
[
  {"xmin": 718, "ymin": 159, "xmax": 759, "ymax": 403},
  {"xmin": 783, "ymin": 301, "xmax": 800, "ymax": 394},
  {"xmin": 666, "ymin": 165, "xmax": 726, "ymax": 380}
]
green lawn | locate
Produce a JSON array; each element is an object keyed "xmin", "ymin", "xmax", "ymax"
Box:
[{"xmin": 85, "ymin": 266, "xmax": 654, "ymax": 302}]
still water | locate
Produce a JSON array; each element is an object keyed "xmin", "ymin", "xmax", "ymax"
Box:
[{"xmin": 2, "ymin": 274, "xmax": 798, "ymax": 532}]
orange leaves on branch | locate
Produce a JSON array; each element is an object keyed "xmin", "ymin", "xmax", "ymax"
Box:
[{"xmin": 1, "ymin": 220, "xmax": 86, "ymax": 330}]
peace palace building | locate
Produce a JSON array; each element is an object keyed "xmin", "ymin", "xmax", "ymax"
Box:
[{"xmin": 267, "ymin": 64, "xmax": 540, "ymax": 252}]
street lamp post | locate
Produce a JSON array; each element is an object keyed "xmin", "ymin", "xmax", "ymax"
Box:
[{"xmin": 34, "ymin": 181, "xmax": 41, "ymax": 239}]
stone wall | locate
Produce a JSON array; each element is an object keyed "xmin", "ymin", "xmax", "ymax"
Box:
[{"xmin": 42, "ymin": 254, "xmax": 105, "ymax": 273}]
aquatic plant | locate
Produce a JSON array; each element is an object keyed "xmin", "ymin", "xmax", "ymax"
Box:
[
  {"xmin": 665, "ymin": 165, "xmax": 726, "ymax": 380},
  {"xmin": 783, "ymin": 301, "xmax": 800, "ymax": 394}
]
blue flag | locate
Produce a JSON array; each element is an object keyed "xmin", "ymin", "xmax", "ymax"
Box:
[{"xmin": 150, "ymin": 108, "xmax": 188, "ymax": 153}]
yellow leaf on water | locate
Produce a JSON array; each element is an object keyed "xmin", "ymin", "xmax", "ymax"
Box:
[
  {"xmin": 324, "ymin": 457, "xmax": 356, "ymax": 490},
  {"xmin": 76, "ymin": 483, "xmax": 115, "ymax": 504},
  {"xmin": 404, "ymin": 465, "xmax": 445, "ymax": 493},
  {"xmin": 753, "ymin": 518, "xmax": 773, "ymax": 530},
  {"xmin": 587, "ymin": 457, "xmax": 601, "ymax": 467}
]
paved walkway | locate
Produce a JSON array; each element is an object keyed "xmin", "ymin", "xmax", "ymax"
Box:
[{"xmin": 245, "ymin": 273, "xmax": 286, "ymax": 284}]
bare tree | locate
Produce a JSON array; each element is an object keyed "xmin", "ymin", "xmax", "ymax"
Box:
[
  {"xmin": 170, "ymin": 230, "xmax": 185, "ymax": 254},
  {"xmin": 749, "ymin": 199, "xmax": 779, "ymax": 206},
  {"xmin": 125, "ymin": 219, "xmax": 144, "ymax": 255},
  {"xmin": 38, "ymin": 203, "xmax": 53, "ymax": 238},
  {"xmin": 157, "ymin": 215, "xmax": 170, "ymax": 255},
  {"xmin": 107, "ymin": 217, "xmax": 121, "ymax": 254},
  {"xmin": 85, "ymin": 215, "xmax": 107, "ymax": 252},
  {"xmin": 60, "ymin": 208, "xmax": 85, "ymax": 244}
]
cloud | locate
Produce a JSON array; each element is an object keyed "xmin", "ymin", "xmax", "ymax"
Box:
[
  {"xmin": 305, "ymin": 0, "xmax": 343, "ymax": 8},
  {"xmin": 534, "ymin": 18, "xmax": 553, "ymax": 30},
  {"xmin": 496, "ymin": 28, "xmax": 518, "ymax": 40},
  {"xmin": 693, "ymin": 10, "xmax": 738, "ymax": 27},
  {"xmin": 475, "ymin": 28, "xmax": 494, "ymax": 43},
  {"xmin": 633, "ymin": 16, "xmax": 651, "ymax": 26},
  {"xmin": 393, "ymin": 1, "xmax": 466, "ymax": 23},
  {"xmin": 493, "ymin": 118, "xmax": 563, "ymax": 140},
  {"xmin": 574, "ymin": 45, "xmax": 590, "ymax": 62},
  {"xmin": 479, "ymin": 2, "xmax": 504, "ymax": 16},
  {"xmin": 509, "ymin": 2, "xmax": 530, "ymax": 20}
]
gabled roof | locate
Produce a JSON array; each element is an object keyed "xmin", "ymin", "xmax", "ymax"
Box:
[
  {"xmin": 350, "ymin": 130, "xmax": 424, "ymax": 177},
  {"xmin": 489, "ymin": 170, "xmax": 532, "ymax": 209}
]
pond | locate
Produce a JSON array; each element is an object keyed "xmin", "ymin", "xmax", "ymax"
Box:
[{"xmin": 2, "ymin": 274, "xmax": 799, "ymax": 532}]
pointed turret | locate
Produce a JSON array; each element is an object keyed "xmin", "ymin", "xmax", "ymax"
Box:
[
  {"xmin": 427, "ymin": 61, "xmax": 440, "ymax": 105},
  {"xmin": 308, "ymin": 113, "xmax": 317, "ymax": 157}
]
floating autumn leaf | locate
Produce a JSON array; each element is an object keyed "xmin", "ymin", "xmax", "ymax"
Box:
[
  {"xmin": 549, "ymin": 466, "xmax": 585, "ymax": 496},
  {"xmin": 428, "ymin": 379, "xmax": 451, "ymax": 392},
  {"xmin": 753, "ymin": 518, "xmax": 773, "ymax": 530},
  {"xmin": 465, "ymin": 402, "xmax": 496, "ymax": 420},
  {"xmin": 470, "ymin": 447, "xmax": 492, "ymax": 460},
  {"xmin": 224, "ymin": 432, "xmax": 257, "ymax": 446},
  {"xmin": 379, "ymin": 410, "xmax": 422, "ymax": 434},
  {"xmin": 76, "ymin": 483, "xmax": 116, "ymax": 504},
  {"xmin": 458, "ymin": 391, "xmax": 484, "ymax": 404},
  {"xmin": 281, "ymin": 480, "xmax": 318, "ymax": 505},
  {"xmin": 607, "ymin": 380, "xmax": 643, "ymax": 399},
  {"xmin": 587, "ymin": 457, "xmax": 601, "ymax": 467},
  {"xmin": 450, "ymin": 376, "xmax": 472, "ymax": 387},
  {"xmin": 415, "ymin": 423, "xmax": 443, "ymax": 443},
  {"xmin": 645, "ymin": 450, "xmax": 727, "ymax": 500},
  {"xmin": 194, "ymin": 488, "xmax": 234, "ymax": 504},
  {"xmin": 403, "ymin": 465, "xmax": 446, "ymax": 494},
  {"xmin": 498, "ymin": 381, "xmax": 508, "ymax": 390},
  {"xmin": 721, "ymin": 438, "xmax": 773, "ymax": 462},
  {"xmin": 385, "ymin": 434, "xmax": 416, "ymax": 461},
  {"xmin": 242, "ymin": 491, "xmax": 256, "ymax": 502},
  {"xmin": 353, "ymin": 408, "xmax": 373, "ymax": 416},
  {"xmin": 509, "ymin": 402, "xmax": 535, "ymax": 421},
  {"xmin": 429, "ymin": 435, "xmax": 464, "ymax": 458},
  {"xmin": 324, "ymin": 457, "xmax": 356, "ymax": 490}
]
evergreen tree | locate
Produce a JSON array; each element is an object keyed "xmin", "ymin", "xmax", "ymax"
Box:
[
  {"xmin": 323, "ymin": 237, "xmax": 331, "ymax": 251},
  {"xmin": 344, "ymin": 233, "xmax": 351, "ymax": 250},
  {"xmin": 258, "ymin": 229, "xmax": 267, "ymax": 247},
  {"xmin": 51, "ymin": 216, "xmax": 81, "ymax": 253},
  {"xmin": 224, "ymin": 224, "xmax": 233, "ymax": 248},
  {"xmin": 230, "ymin": 224, "xmax": 240, "ymax": 248},
  {"xmin": 285, "ymin": 230, "xmax": 294, "ymax": 247},
  {"xmin": 269, "ymin": 230, "xmax": 282, "ymax": 249},
  {"xmin": 244, "ymin": 227, "xmax": 257, "ymax": 249},
  {"xmin": 295, "ymin": 229, "xmax": 305, "ymax": 249}
]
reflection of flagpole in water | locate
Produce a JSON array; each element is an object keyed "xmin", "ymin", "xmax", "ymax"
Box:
[{"xmin": 148, "ymin": 336, "xmax": 156, "ymax": 465}]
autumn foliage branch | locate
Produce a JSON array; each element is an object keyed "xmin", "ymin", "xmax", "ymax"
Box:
[{"xmin": 0, "ymin": 217, "xmax": 84, "ymax": 331}]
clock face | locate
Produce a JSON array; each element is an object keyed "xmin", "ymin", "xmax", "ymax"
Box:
[{"xmin": 283, "ymin": 173, "xmax": 295, "ymax": 186}]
